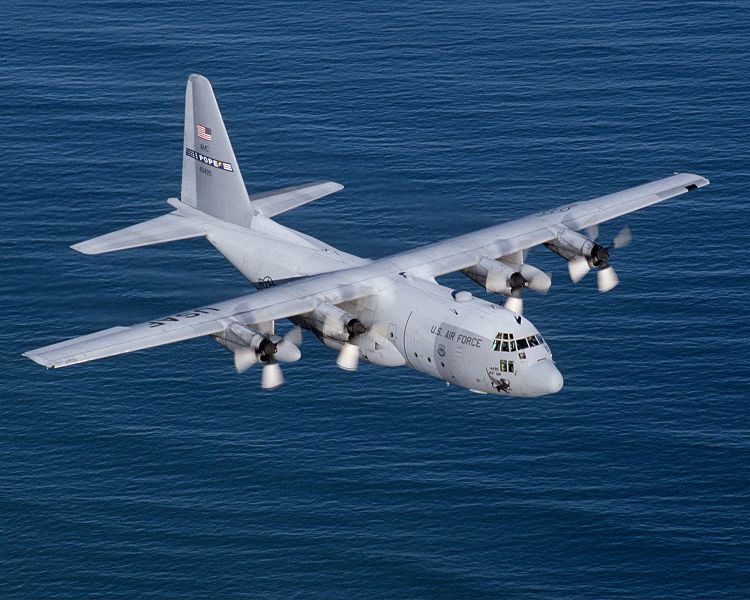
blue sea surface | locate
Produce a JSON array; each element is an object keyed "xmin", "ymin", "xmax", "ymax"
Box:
[{"xmin": 2, "ymin": 1, "xmax": 749, "ymax": 597}]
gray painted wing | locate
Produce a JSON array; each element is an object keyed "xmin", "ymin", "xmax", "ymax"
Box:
[
  {"xmin": 24, "ymin": 277, "xmax": 375, "ymax": 369},
  {"xmin": 250, "ymin": 181, "xmax": 344, "ymax": 218},
  {"xmin": 389, "ymin": 172, "xmax": 709, "ymax": 277}
]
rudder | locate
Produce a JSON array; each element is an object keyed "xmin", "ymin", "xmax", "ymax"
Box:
[{"xmin": 181, "ymin": 74, "xmax": 253, "ymax": 227}]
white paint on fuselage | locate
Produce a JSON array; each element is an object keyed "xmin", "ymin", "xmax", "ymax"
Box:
[{"xmin": 204, "ymin": 213, "xmax": 562, "ymax": 396}]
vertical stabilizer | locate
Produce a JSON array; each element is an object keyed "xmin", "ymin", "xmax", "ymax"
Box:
[{"xmin": 181, "ymin": 74, "xmax": 253, "ymax": 227}]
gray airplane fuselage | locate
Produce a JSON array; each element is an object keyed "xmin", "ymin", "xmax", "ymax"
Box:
[
  {"xmin": 205, "ymin": 210, "xmax": 563, "ymax": 397},
  {"xmin": 23, "ymin": 75, "xmax": 708, "ymax": 397}
]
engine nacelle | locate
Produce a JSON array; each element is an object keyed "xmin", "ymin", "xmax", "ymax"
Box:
[
  {"xmin": 320, "ymin": 331, "xmax": 405, "ymax": 367},
  {"xmin": 303, "ymin": 303, "xmax": 365, "ymax": 343},
  {"xmin": 544, "ymin": 226, "xmax": 609, "ymax": 266},
  {"xmin": 463, "ymin": 258, "xmax": 551, "ymax": 296},
  {"xmin": 213, "ymin": 323, "xmax": 283, "ymax": 372}
]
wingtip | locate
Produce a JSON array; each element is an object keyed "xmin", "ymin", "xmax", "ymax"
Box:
[
  {"xmin": 22, "ymin": 351, "xmax": 54, "ymax": 369},
  {"xmin": 70, "ymin": 241, "xmax": 96, "ymax": 255}
]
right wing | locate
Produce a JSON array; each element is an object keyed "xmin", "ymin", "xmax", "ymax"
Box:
[{"xmin": 24, "ymin": 277, "xmax": 372, "ymax": 369}]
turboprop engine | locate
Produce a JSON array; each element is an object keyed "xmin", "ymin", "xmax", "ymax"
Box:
[
  {"xmin": 214, "ymin": 322, "xmax": 301, "ymax": 389},
  {"xmin": 544, "ymin": 225, "xmax": 631, "ymax": 292},
  {"xmin": 463, "ymin": 257, "xmax": 551, "ymax": 315},
  {"xmin": 303, "ymin": 303, "xmax": 404, "ymax": 371}
]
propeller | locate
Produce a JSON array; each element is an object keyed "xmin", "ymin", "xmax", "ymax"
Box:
[
  {"xmin": 232, "ymin": 326, "xmax": 303, "ymax": 390},
  {"xmin": 503, "ymin": 266, "xmax": 551, "ymax": 316},
  {"xmin": 569, "ymin": 225, "xmax": 632, "ymax": 292},
  {"xmin": 336, "ymin": 319, "xmax": 366, "ymax": 371},
  {"xmin": 261, "ymin": 327, "xmax": 302, "ymax": 389},
  {"xmin": 503, "ymin": 271, "xmax": 528, "ymax": 315}
]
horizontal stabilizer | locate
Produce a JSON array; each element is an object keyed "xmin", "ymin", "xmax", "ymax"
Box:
[
  {"xmin": 71, "ymin": 211, "xmax": 206, "ymax": 255},
  {"xmin": 250, "ymin": 181, "xmax": 343, "ymax": 218}
]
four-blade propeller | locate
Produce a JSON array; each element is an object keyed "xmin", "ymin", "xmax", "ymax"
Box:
[
  {"xmin": 567, "ymin": 225, "xmax": 632, "ymax": 292},
  {"xmin": 234, "ymin": 326, "xmax": 303, "ymax": 390}
]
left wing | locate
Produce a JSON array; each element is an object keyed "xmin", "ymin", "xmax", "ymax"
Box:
[
  {"xmin": 24, "ymin": 277, "xmax": 373, "ymax": 369},
  {"xmin": 389, "ymin": 172, "xmax": 709, "ymax": 277}
]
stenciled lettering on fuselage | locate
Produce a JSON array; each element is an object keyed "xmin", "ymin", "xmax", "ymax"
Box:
[
  {"xmin": 186, "ymin": 148, "xmax": 234, "ymax": 172},
  {"xmin": 430, "ymin": 324, "xmax": 482, "ymax": 348}
]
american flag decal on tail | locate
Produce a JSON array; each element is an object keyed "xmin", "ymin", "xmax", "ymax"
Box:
[{"xmin": 196, "ymin": 124, "xmax": 212, "ymax": 141}]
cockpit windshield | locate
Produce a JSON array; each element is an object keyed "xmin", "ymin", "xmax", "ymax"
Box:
[{"xmin": 492, "ymin": 332, "xmax": 545, "ymax": 352}]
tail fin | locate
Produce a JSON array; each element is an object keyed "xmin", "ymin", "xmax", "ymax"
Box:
[{"xmin": 181, "ymin": 74, "xmax": 253, "ymax": 227}]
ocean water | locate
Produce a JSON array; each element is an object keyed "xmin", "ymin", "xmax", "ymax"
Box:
[{"xmin": 3, "ymin": 1, "xmax": 749, "ymax": 597}]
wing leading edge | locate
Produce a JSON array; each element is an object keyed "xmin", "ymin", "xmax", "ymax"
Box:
[
  {"xmin": 24, "ymin": 278, "xmax": 375, "ymax": 369},
  {"xmin": 390, "ymin": 172, "xmax": 709, "ymax": 278}
]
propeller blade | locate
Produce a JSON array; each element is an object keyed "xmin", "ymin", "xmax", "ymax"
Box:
[
  {"xmin": 568, "ymin": 256, "xmax": 591, "ymax": 283},
  {"xmin": 274, "ymin": 338, "xmax": 301, "ymax": 363},
  {"xmin": 597, "ymin": 266, "xmax": 619, "ymax": 293},
  {"xmin": 504, "ymin": 294, "xmax": 523, "ymax": 315},
  {"xmin": 284, "ymin": 326, "xmax": 303, "ymax": 347},
  {"xmin": 233, "ymin": 347, "xmax": 257, "ymax": 374},
  {"xmin": 585, "ymin": 223, "xmax": 600, "ymax": 241},
  {"xmin": 261, "ymin": 362, "xmax": 284, "ymax": 389},
  {"xmin": 527, "ymin": 271, "xmax": 552, "ymax": 294},
  {"xmin": 613, "ymin": 225, "xmax": 632, "ymax": 249},
  {"xmin": 336, "ymin": 342, "xmax": 360, "ymax": 371}
]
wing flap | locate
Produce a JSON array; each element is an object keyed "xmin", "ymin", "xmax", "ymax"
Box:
[{"xmin": 71, "ymin": 212, "xmax": 206, "ymax": 255}]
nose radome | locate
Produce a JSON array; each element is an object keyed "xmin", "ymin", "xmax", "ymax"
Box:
[{"xmin": 522, "ymin": 360, "xmax": 564, "ymax": 396}]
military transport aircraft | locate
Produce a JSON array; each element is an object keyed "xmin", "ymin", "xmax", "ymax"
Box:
[{"xmin": 24, "ymin": 74, "xmax": 709, "ymax": 396}]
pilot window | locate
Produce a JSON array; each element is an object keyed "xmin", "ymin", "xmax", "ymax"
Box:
[
  {"xmin": 493, "ymin": 332, "xmax": 517, "ymax": 352},
  {"xmin": 494, "ymin": 332, "xmax": 545, "ymax": 354}
]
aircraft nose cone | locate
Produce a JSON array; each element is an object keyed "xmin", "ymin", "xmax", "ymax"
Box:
[{"xmin": 522, "ymin": 360, "xmax": 564, "ymax": 397}]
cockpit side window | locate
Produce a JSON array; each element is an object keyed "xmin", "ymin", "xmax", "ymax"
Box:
[
  {"xmin": 516, "ymin": 337, "xmax": 528, "ymax": 350},
  {"xmin": 527, "ymin": 335, "xmax": 539, "ymax": 347}
]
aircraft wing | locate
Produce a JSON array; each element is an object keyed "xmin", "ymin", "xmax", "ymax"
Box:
[
  {"xmin": 24, "ymin": 278, "xmax": 372, "ymax": 369},
  {"xmin": 390, "ymin": 172, "xmax": 709, "ymax": 277}
]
